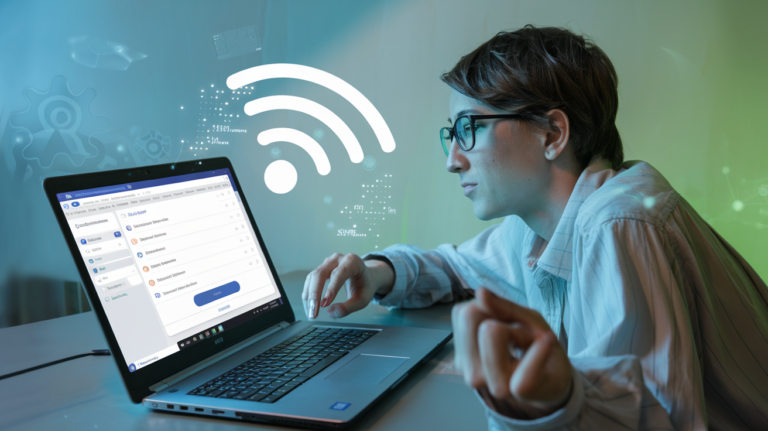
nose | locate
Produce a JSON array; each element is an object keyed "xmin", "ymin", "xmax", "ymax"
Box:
[{"xmin": 446, "ymin": 137, "xmax": 468, "ymax": 174}]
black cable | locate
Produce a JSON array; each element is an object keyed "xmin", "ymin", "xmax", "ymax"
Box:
[{"xmin": 0, "ymin": 349, "xmax": 111, "ymax": 381}]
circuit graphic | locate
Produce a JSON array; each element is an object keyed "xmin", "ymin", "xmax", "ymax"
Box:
[
  {"xmin": 331, "ymin": 173, "xmax": 397, "ymax": 250},
  {"xmin": 69, "ymin": 36, "xmax": 147, "ymax": 71},
  {"xmin": 2, "ymin": 76, "xmax": 114, "ymax": 184},
  {"xmin": 177, "ymin": 83, "xmax": 252, "ymax": 161}
]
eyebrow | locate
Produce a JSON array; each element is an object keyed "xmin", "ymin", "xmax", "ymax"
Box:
[{"xmin": 448, "ymin": 109, "xmax": 481, "ymax": 124}]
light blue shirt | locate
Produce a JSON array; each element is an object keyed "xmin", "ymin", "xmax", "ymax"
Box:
[{"xmin": 366, "ymin": 159, "xmax": 768, "ymax": 430}]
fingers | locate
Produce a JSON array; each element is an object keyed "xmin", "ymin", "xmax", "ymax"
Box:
[
  {"xmin": 303, "ymin": 253, "xmax": 343, "ymax": 319},
  {"xmin": 476, "ymin": 287, "xmax": 549, "ymax": 332},
  {"xmin": 478, "ymin": 320, "xmax": 536, "ymax": 399},
  {"xmin": 327, "ymin": 286, "xmax": 372, "ymax": 318},
  {"xmin": 452, "ymin": 300, "xmax": 489, "ymax": 390},
  {"xmin": 511, "ymin": 332, "xmax": 553, "ymax": 399},
  {"xmin": 322, "ymin": 254, "xmax": 360, "ymax": 309},
  {"xmin": 324, "ymin": 254, "xmax": 368, "ymax": 319},
  {"xmin": 510, "ymin": 331, "xmax": 570, "ymax": 405},
  {"xmin": 478, "ymin": 320, "xmax": 516, "ymax": 399},
  {"xmin": 302, "ymin": 253, "xmax": 373, "ymax": 320}
]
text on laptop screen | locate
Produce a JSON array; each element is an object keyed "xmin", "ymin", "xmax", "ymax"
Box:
[{"xmin": 57, "ymin": 169, "xmax": 284, "ymax": 372}]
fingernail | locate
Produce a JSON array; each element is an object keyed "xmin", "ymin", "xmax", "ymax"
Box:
[
  {"xmin": 309, "ymin": 299, "xmax": 316, "ymax": 320},
  {"xmin": 320, "ymin": 297, "xmax": 328, "ymax": 308}
]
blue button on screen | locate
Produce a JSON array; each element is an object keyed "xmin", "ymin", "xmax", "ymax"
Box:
[{"xmin": 194, "ymin": 281, "xmax": 240, "ymax": 307}]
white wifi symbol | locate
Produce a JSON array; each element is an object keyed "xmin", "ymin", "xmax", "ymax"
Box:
[{"xmin": 226, "ymin": 64, "xmax": 396, "ymax": 194}]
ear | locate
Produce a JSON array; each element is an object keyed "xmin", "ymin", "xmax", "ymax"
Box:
[{"xmin": 542, "ymin": 109, "xmax": 570, "ymax": 161}]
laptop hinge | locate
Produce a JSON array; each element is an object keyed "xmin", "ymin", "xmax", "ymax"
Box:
[{"xmin": 149, "ymin": 320, "xmax": 291, "ymax": 393}]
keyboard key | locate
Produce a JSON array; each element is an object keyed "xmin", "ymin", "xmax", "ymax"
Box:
[
  {"xmin": 247, "ymin": 392, "xmax": 268, "ymax": 402},
  {"xmin": 299, "ymin": 356, "xmax": 340, "ymax": 378},
  {"xmin": 234, "ymin": 389, "xmax": 260, "ymax": 399},
  {"xmin": 218, "ymin": 390, "xmax": 241, "ymax": 399},
  {"xmin": 189, "ymin": 328, "xmax": 374, "ymax": 399},
  {"xmin": 261, "ymin": 395, "xmax": 281, "ymax": 403}
]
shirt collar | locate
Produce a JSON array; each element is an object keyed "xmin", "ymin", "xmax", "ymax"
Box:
[{"xmin": 524, "ymin": 158, "xmax": 617, "ymax": 283}]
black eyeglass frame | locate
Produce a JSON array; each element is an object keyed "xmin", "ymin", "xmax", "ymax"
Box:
[{"xmin": 440, "ymin": 114, "xmax": 525, "ymax": 156}]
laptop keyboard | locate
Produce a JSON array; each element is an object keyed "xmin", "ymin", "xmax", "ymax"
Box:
[{"xmin": 187, "ymin": 327, "xmax": 377, "ymax": 403}]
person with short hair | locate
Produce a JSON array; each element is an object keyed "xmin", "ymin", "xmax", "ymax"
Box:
[{"xmin": 303, "ymin": 25, "xmax": 768, "ymax": 430}]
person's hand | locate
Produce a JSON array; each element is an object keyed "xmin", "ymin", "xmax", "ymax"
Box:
[
  {"xmin": 452, "ymin": 287, "xmax": 573, "ymax": 419},
  {"xmin": 302, "ymin": 253, "xmax": 394, "ymax": 320}
]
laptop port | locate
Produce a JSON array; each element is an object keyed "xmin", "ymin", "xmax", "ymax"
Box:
[
  {"xmin": 212, "ymin": 410, "xmax": 225, "ymax": 415},
  {"xmin": 180, "ymin": 406, "xmax": 188, "ymax": 411},
  {"xmin": 195, "ymin": 408, "xmax": 204, "ymax": 412},
  {"xmin": 167, "ymin": 405, "xmax": 174, "ymax": 410}
]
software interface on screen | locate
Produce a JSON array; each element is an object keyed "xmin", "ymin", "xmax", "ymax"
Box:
[{"xmin": 56, "ymin": 169, "xmax": 284, "ymax": 372}]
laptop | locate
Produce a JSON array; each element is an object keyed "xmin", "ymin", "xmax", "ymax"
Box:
[{"xmin": 43, "ymin": 157, "xmax": 452, "ymax": 429}]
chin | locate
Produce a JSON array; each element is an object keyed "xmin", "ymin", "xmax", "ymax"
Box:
[{"xmin": 472, "ymin": 204, "xmax": 497, "ymax": 221}]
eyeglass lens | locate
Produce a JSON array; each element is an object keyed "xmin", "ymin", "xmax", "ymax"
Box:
[{"xmin": 440, "ymin": 117, "xmax": 473, "ymax": 156}]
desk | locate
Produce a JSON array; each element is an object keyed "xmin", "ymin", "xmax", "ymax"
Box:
[{"xmin": 0, "ymin": 272, "xmax": 488, "ymax": 430}]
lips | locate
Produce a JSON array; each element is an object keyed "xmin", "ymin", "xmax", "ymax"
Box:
[{"xmin": 461, "ymin": 183, "xmax": 477, "ymax": 196}]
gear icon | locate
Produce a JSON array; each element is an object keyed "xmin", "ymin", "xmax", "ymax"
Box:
[
  {"xmin": 8, "ymin": 75, "xmax": 109, "ymax": 170},
  {"xmin": 133, "ymin": 130, "xmax": 171, "ymax": 162}
]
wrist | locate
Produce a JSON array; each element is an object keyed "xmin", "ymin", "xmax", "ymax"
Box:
[{"xmin": 365, "ymin": 258, "xmax": 395, "ymax": 296}]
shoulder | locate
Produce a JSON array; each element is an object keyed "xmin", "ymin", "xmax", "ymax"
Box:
[{"xmin": 575, "ymin": 161, "xmax": 681, "ymax": 233}]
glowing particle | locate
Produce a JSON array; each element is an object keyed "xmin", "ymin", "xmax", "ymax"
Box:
[
  {"xmin": 181, "ymin": 106, "xmax": 184, "ymax": 109},
  {"xmin": 759, "ymin": 186, "xmax": 768, "ymax": 197},
  {"xmin": 722, "ymin": 166, "xmax": 730, "ymax": 175},
  {"xmin": 643, "ymin": 197, "xmax": 655, "ymax": 208},
  {"xmin": 732, "ymin": 200, "xmax": 744, "ymax": 212}
]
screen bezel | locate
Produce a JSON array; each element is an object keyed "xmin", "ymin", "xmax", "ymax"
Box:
[{"xmin": 43, "ymin": 157, "xmax": 296, "ymax": 403}]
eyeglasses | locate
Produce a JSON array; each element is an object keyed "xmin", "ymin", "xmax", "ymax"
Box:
[{"xmin": 439, "ymin": 114, "xmax": 524, "ymax": 156}]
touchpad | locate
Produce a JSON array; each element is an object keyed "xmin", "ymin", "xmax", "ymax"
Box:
[{"xmin": 325, "ymin": 354, "xmax": 409, "ymax": 385}]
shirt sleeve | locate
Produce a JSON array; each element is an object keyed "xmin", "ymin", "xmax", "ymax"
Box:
[
  {"xmin": 481, "ymin": 218, "xmax": 705, "ymax": 430},
  {"xmin": 361, "ymin": 216, "xmax": 528, "ymax": 309}
]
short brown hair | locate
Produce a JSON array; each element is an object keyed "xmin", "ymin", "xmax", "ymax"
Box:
[{"xmin": 441, "ymin": 25, "xmax": 624, "ymax": 170}]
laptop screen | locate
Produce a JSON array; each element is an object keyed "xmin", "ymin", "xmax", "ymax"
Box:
[{"xmin": 55, "ymin": 168, "xmax": 284, "ymax": 373}]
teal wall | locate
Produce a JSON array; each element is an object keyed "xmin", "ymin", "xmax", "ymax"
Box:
[{"xmin": 1, "ymin": 0, "xmax": 766, "ymax": 294}]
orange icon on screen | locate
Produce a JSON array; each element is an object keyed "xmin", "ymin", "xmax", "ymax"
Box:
[
  {"xmin": 143, "ymin": 266, "xmax": 149, "ymax": 272},
  {"xmin": 131, "ymin": 238, "xmax": 138, "ymax": 245},
  {"xmin": 149, "ymin": 280, "xmax": 155, "ymax": 286}
]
